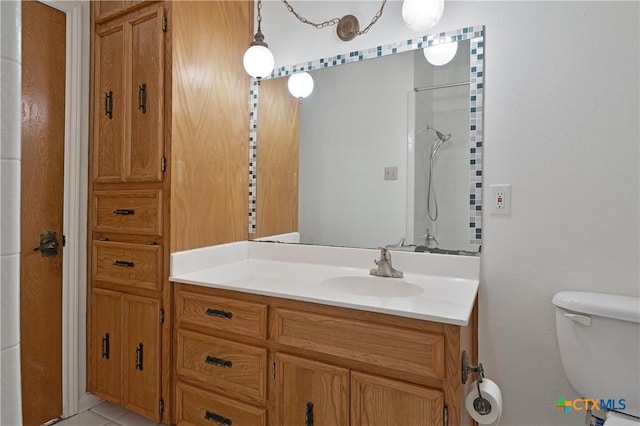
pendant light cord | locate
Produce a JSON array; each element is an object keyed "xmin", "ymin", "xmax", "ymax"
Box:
[{"xmin": 281, "ymin": 0, "xmax": 387, "ymax": 36}]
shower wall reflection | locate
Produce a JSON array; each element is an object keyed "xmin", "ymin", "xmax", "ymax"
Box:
[{"xmin": 410, "ymin": 40, "xmax": 476, "ymax": 251}]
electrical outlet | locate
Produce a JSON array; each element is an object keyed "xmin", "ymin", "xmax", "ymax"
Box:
[
  {"xmin": 490, "ymin": 184, "xmax": 511, "ymax": 215},
  {"xmin": 384, "ymin": 166, "xmax": 398, "ymax": 181}
]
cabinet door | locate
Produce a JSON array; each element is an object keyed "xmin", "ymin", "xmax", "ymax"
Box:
[
  {"xmin": 123, "ymin": 294, "xmax": 162, "ymax": 421},
  {"xmin": 90, "ymin": 289, "xmax": 123, "ymax": 404},
  {"xmin": 94, "ymin": 22, "xmax": 125, "ymax": 183},
  {"xmin": 275, "ymin": 353, "xmax": 349, "ymax": 426},
  {"xmin": 351, "ymin": 371, "xmax": 444, "ymax": 426},
  {"xmin": 126, "ymin": 6, "xmax": 164, "ymax": 182}
]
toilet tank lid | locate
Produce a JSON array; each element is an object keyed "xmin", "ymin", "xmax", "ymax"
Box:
[{"xmin": 553, "ymin": 291, "xmax": 640, "ymax": 323}]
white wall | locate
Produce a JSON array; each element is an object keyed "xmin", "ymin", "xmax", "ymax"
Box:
[
  {"xmin": 261, "ymin": 1, "xmax": 640, "ymax": 424},
  {"xmin": 0, "ymin": 1, "xmax": 23, "ymax": 424},
  {"xmin": 298, "ymin": 52, "xmax": 411, "ymax": 248}
]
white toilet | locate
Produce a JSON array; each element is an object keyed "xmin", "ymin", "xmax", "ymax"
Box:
[{"xmin": 553, "ymin": 291, "xmax": 640, "ymax": 425}]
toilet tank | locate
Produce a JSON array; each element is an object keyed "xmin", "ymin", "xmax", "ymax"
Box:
[{"xmin": 553, "ymin": 291, "xmax": 640, "ymax": 417}]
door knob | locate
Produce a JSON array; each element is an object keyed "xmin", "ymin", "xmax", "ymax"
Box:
[{"xmin": 33, "ymin": 231, "xmax": 60, "ymax": 257}]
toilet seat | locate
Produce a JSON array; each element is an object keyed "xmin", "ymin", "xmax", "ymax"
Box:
[{"xmin": 604, "ymin": 411, "xmax": 640, "ymax": 426}]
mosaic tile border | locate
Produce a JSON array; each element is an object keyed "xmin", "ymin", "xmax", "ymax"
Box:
[{"xmin": 248, "ymin": 26, "xmax": 485, "ymax": 246}]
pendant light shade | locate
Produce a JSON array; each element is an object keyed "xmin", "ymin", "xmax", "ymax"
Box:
[
  {"xmin": 402, "ymin": 0, "xmax": 444, "ymax": 33},
  {"xmin": 287, "ymin": 72, "xmax": 314, "ymax": 99},
  {"xmin": 243, "ymin": 0, "xmax": 274, "ymax": 80},
  {"xmin": 424, "ymin": 42, "xmax": 458, "ymax": 66},
  {"xmin": 243, "ymin": 44, "xmax": 274, "ymax": 80}
]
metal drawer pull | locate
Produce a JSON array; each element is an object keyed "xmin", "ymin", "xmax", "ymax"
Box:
[
  {"xmin": 113, "ymin": 209, "xmax": 135, "ymax": 215},
  {"xmin": 138, "ymin": 83, "xmax": 147, "ymax": 113},
  {"xmin": 204, "ymin": 411, "xmax": 232, "ymax": 425},
  {"xmin": 104, "ymin": 91, "xmax": 113, "ymax": 119},
  {"xmin": 113, "ymin": 260, "xmax": 135, "ymax": 268},
  {"xmin": 135, "ymin": 342, "xmax": 144, "ymax": 370},
  {"xmin": 205, "ymin": 308, "xmax": 233, "ymax": 319},
  {"xmin": 305, "ymin": 402, "xmax": 314, "ymax": 426},
  {"xmin": 102, "ymin": 333, "xmax": 110, "ymax": 359},
  {"xmin": 205, "ymin": 355, "xmax": 232, "ymax": 368}
]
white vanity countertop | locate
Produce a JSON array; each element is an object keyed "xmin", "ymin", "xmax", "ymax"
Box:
[{"xmin": 170, "ymin": 241, "xmax": 480, "ymax": 326}]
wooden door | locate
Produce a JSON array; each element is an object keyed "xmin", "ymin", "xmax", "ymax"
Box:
[
  {"xmin": 351, "ymin": 371, "xmax": 444, "ymax": 426},
  {"xmin": 123, "ymin": 294, "xmax": 162, "ymax": 421},
  {"xmin": 90, "ymin": 289, "xmax": 123, "ymax": 404},
  {"xmin": 275, "ymin": 353, "xmax": 349, "ymax": 426},
  {"xmin": 93, "ymin": 21, "xmax": 125, "ymax": 183},
  {"xmin": 127, "ymin": 6, "xmax": 164, "ymax": 183},
  {"xmin": 20, "ymin": 1, "xmax": 66, "ymax": 424}
]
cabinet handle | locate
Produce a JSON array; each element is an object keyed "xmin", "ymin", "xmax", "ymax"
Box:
[
  {"xmin": 113, "ymin": 260, "xmax": 135, "ymax": 268},
  {"xmin": 101, "ymin": 333, "xmax": 110, "ymax": 359},
  {"xmin": 135, "ymin": 342, "xmax": 144, "ymax": 370},
  {"xmin": 104, "ymin": 91, "xmax": 113, "ymax": 119},
  {"xmin": 305, "ymin": 402, "xmax": 314, "ymax": 426},
  {"xmin": 204, "ymin": 355, "xmax": 233, "ymax": 368},
  {"xmin": 138, "ymin": 83, "xmax": 147, "ymax": 113},
  {"xmin": 205, "ymin": 308, "xmax": 233, "ymax": 319},
  {"xmin": 204, "ymin": 410, "xmax": 232, "ymax": 425},
  {"xmin": 113, "ymin": 209, "xmax": 135, "ymax": 215}
]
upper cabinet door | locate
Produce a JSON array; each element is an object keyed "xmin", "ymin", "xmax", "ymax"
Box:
[
  {"xmin": 127, "ymin": 7, "xmax": 164, "ymax": 182},
  {"xmin": 94, "ymin": 22, "xmax": 125, "ymax": 183},
  {"xmin": 92, "ymin": 3, "xmax": 165, "ymax": 184}
]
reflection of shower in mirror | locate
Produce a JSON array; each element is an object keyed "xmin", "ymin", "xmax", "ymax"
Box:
[{"xmin": 422, "ymin": 125, "xmax": 453, "ymax": 223}]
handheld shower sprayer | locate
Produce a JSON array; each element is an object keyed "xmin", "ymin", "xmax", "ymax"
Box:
[
  {"xmin": 425, "ymin": 124, "xmax": 452, "ymax": 222},
  {"xmin": 427, "ymin": 125, "xmax": 451, "ymax": 143}
]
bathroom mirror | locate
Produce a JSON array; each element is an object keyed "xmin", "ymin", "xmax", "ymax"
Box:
[{"xmin": 248, "ymin": 26, "xmax": 484, "ymax": 253}]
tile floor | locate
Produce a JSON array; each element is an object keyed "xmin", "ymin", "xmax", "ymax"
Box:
[{"xmin": 55, "ymin": 402, "xmax": 161, "ymax": 426}]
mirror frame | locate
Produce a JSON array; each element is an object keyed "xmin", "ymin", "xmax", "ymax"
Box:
[{"xmin": 247, "ymin": 25, "xmax": 485, "ymax": 246}]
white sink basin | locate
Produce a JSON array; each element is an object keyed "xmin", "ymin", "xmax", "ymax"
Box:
[{"xmin": 321, "ymin": 276, "xmax": 423, "ymax": 297}]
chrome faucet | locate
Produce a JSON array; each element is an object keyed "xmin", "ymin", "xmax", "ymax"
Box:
[{"xmin": 370, "ymin": 247, "xmax": 403, "ymax": 278}]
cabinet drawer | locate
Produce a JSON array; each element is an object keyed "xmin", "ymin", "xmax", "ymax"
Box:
[
  {"xmin": 93, "ymin": 241, "xmax": 162, "ymax": 291},
  {"xmin": 274, "ymin": 308, "xmax": 445, "ymax": 380},
  {"xmin": 94, "ymin": 190, "xmax": 162, "ymax": 235},
  {"xmin": 176, "ymin": 382, "xmax": 266, "ymax": 426},
  {"xmin": 176, "ymin": 291, "xmax": 267, "ymax": 340},
  {"xmin": 177, "ymin": 330, "xmax": 267, "ymax": 403}
]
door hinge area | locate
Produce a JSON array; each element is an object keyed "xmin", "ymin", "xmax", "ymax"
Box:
[
  {"xmin": 159, "ymin": 399, "xmax": 164, "ymax": 416},
  {"xmin": 162, "ymin": 15, "xmax": 167, "ymax": 32},
  {"xmin": 159, "ymin": 308, "xmax": 165, "ymax": 324},
  {"xmin": 161, "ymin": 156, "xmax": 166, "ymax": 172},
  {"xmin": 62, "ymin": 234, "xmax": 66, "ymax": 247}
]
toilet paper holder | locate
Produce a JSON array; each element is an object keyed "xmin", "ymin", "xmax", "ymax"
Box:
[{"xmin": 462, "ymin": 350, "xmax": 493, "ymax": 416}]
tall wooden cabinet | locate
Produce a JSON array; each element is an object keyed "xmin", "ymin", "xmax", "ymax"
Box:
[{"xmin": 87, "ymin": 1, "xmax": 252, "ymax": 422}]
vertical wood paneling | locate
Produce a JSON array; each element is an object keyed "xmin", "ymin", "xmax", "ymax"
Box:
[
  {"xmin": 255, "ymin": 78, "xmax": 299, "ymax": 238},
  {"xmin": 170, "ymin": 1, "xmax": 252, "ymax": 252}
]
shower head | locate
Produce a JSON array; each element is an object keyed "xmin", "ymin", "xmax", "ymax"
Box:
[
  {"xmin": 427, "ymin": 125, "xmax": 452, "ymax": 142},
  {"xmin": 435, "ymin": 130, "xmax": 451, "ymax": 142}
]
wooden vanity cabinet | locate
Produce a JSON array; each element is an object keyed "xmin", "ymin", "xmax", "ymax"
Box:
[
  {"xmin": 88, "ymin": 1, "xmax": 252, "ymax": 423},
  {"xmin": 174, "ymin": 284, "xmax": 477, "ymax": 426}
]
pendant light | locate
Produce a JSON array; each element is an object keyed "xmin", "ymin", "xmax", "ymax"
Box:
[
  {"xmin": 243, "ymin": 0, "xmax": 274, "ymax": 81},
  {"xmin": 402, "ymin": 0, "xmax": 444, "ymax": 33},
  {"xmin": 287, "ymin": 72, "xmax": 314, "ymax": 100},
  {"xmin": 424, "ymin": 42, "xmax": 458, "ymax": 66}
]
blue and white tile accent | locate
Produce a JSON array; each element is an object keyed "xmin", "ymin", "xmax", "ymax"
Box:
[{"xmin": 248, "ymin": 26, "xmax": 485, "ymax": 245}]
